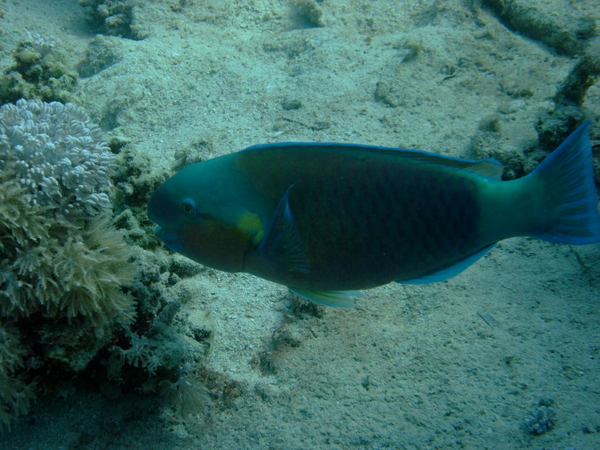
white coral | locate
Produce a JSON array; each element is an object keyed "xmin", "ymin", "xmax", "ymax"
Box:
[
  {"xmin": 25, "ymin": 32, "xmax": 57, "ymax": 58},
  {"xmin": 0, "ymin": 99, "xmax": 115, "ymax": 218}
]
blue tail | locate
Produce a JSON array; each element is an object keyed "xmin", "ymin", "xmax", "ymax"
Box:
[{"xmin": 531, "ymin": 121, "xmax": 600, "ymax": 245}]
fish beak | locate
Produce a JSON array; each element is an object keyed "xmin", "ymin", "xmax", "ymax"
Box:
[{"xmin": 154, "ymin": 226, "xmax": 185, "ymax": 254}]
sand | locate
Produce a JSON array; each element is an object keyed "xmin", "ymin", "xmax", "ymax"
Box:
[{"xmin": 1, "ymin": 0, "xmax": 599, "ymax": 449}]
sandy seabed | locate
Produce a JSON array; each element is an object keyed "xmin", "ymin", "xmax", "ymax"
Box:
[{"xmin": 1, "ymin": 0, "xmax": 600, "ymax": 449}]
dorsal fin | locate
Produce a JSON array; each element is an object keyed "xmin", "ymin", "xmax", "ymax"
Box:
[
  {"xmin": 370, "ymin": 148, "xmax": 504, "ymax": 180},
  {"xmin": 243, "ymin": 142, "xmax": 504, "ymax": 180}
]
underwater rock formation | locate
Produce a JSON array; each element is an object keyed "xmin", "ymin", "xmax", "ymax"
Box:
[
  {"xmin": 482, "ymin": 0, "xmax": 596, "ymax": 56},
  {"xmin": 536, "ymin": 37, "xmax": 600, "ymax": 161}
]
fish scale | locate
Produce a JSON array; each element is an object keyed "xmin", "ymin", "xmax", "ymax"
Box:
[
  {"xmin": 148, "ymin": 123, "xmax": 600, "ymax": 306},
  {"xmin": 236, "ymin": 146, "xmax": 483, "ymax": 287}
]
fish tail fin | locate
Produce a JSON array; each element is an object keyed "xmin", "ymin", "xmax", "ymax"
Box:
[{"xmin": 531, "ymin": 120, "xmax": 600, "ymax": 244}]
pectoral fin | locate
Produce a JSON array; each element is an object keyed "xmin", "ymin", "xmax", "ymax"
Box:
[{"xmin": 257, "ymin": 186, "xmax": 310, "ymax": 273}]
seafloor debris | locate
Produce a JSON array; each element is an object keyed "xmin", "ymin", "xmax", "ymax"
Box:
[{"xmin": 524, "ymin": 400, "xmax": 557, "ymax": 435}]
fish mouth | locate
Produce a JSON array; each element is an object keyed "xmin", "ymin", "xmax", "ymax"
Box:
[{"xmin": 154, "ymin": 226, "xmax": 185, "ymax": 254}]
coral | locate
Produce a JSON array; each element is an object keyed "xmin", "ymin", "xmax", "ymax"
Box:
[
  {"xmin": 110, "ymin": 144, "xmax": 172, "ymax": 250},
  {"xmin": 101, "ymin": 286, "xmax": 212, "ymax": 421},
  {"xmin": 1, "ymin": 214, "xmax": 136, "ymax": 325},
  {"xmin": 289, "ymin": 0, "xmax": 325, "ymax": 29},
  {"xmin": 0, "ymin": 37, "xmax": 78, "ymax": 104},
  {"xmin": 0, "ymin": 100, "xmax": 135, "ymax": 326},
  {"xmin": 0, "ymin": 322, "xmax": 35, "ymax": 428},
  {"xmin": 252, "ymin": 295, "xmax": 322, "ymax": 375},
  {"xmin": 0, "ymin": 99, "xmax": 114, "ymax": 217},
  {"xmin": 78, "ymin": 0, "xmax": 147, "ymax": 40},
  {"xmin": 159, "ymin": 362, "xmax": 209, "ymax": 418},
  {"xmin": 0, "ymin": 106, "xmax": 215, "ymax": 429},
  {"xmin": 112, "ymin": 146, "xmax": 169, "ymax": 215},
  {"xmin": 471, "ymin": 38, "xmax": 600, "ymax": 182},
  {"xmin": 554, "ymin": 37, "xmax": 600, "ymax": 107},
  {"xmin": 0, "ymin": 100, "xmax": 137, "ymax": 429},
  {"xmin": 117, "ymin": 299, "xmax": 208, "ymax": 378},
  {"xmin": 525, "ymin": 406, "xmax": 556, "ymax": 434},
  {"xmin": 374, "ymin": 80, "xmax": 404, "ymax": 108},
  {"xmin": 536, "ymin": 37, "xmax": 600, "ymax": 159},
  {"xmin": 51, "ymin": 216, "xmax": 136, "ymax": 324},
  {"xmin": 533, "ymin": 38, "xmax": 600, "ymax": 185},
  {"xmin": 123, "ymin": 335, "xmax": 152, "ymax": 368},
  {"xmin": 524, "ymin": 399, "xmax": 557, "ymax": 435},
  {"xmin": 77, "ymin": 35, "xmax": 122, "ymax": 78}
]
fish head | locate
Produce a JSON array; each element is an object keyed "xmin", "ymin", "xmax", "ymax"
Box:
[{"xmin": 147, "ymin": 160, "xmax": 263, "ymax": 272}]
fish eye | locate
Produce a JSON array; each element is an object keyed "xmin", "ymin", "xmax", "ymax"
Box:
[{"xmin": 180, "ymin": 198, "xmax": 197, "ymax": 216}]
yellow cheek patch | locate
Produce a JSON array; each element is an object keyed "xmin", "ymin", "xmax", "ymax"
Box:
[{"xmin": 236, "ymin": 212, "xmax": 264, "ymax": 246}]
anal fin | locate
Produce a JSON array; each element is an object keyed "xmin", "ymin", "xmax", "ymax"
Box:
[
  {"xmin": 290, "ymin": 288, "xmax": 362, "ymax": 308},
  {"xmin": 398, "ymin": 244, "xmax": 496, "ymax": 284}
]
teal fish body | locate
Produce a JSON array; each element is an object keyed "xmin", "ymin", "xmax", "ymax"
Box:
[{"xmin": 148, "ymin": 122, "xmax": 600, "ymax": 306}]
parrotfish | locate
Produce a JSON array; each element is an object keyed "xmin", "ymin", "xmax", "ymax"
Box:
[{"xmin": 148, "ymin": 122, "xmax": 600, "ymax": 307}]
